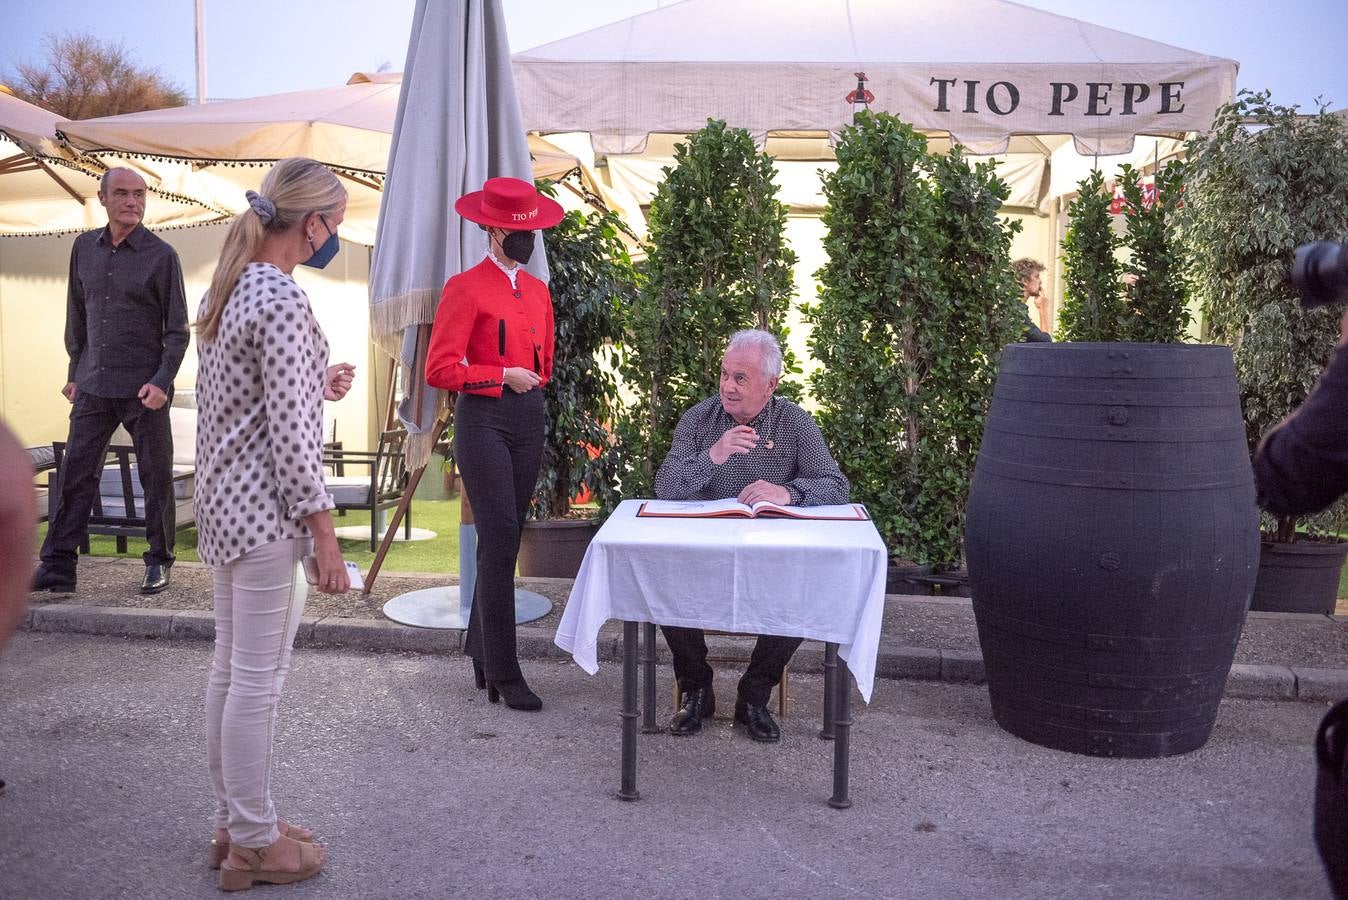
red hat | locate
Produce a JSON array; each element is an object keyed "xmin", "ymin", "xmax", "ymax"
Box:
[{"xmin": 454, "ymin": 176, "xmax": 563, "ymax": 230}]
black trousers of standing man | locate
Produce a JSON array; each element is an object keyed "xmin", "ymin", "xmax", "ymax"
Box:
[
  {"xmin": 661, "ymin": 626, "xmax": 803, "ymax": 708},
  {"xmin": 40, "ymin": 391, "xmax": 175, "ymax": 574},
  {"xmin": 454, "ymin": 389, "xmax": 544, "ymax": 683}
]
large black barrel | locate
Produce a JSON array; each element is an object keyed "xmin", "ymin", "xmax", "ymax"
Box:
[{"xmin": 965, "ymin": 343, "xmax": 1259, "ymax": 758}]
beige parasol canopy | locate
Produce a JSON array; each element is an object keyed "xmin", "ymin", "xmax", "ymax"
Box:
[
  {"xmin": 56, "ymin": 74, "xmax": 595, "ymax": 247},
  {"xmin": 0, "ymin": 92, "xmax": 226, "ymax": 236}
]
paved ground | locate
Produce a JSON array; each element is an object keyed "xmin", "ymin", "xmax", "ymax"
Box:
[{"xmin": 0, "ymin": 632, "xmax": 1338, "ymax": 899}]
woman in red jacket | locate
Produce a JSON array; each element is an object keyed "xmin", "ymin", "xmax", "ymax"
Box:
[{"xmin": 425, "ymin": 177, "xmax": 562, "ymax": 711}]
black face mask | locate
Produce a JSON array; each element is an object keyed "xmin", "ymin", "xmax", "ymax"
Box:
[{"xmin": 501, "ymin": 230, "xmax": 536, "ymax": 265}]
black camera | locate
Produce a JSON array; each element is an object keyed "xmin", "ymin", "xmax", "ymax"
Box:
[{"xmin": 1292, "ymin": 241, "xmax": 1348, "ymax": 308}]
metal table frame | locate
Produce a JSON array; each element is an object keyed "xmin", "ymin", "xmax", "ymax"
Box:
[{"xmin": 618, "ymin": 621, "xmax": 853, "ymax": 809}]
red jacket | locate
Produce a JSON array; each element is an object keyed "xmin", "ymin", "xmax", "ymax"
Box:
[{"xmin": 425, "ymin": 257, "xmax": 555, "ymax": 398}]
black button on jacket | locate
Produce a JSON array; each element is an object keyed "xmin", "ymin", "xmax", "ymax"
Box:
[{"xmin": 66, "ymin": 223, "xmax": 189, "ymax": 398}]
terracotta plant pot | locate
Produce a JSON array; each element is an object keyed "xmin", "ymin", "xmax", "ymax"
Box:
[
  {"xmin": 1250, "ymin": 538, "xmax": 1348, "ymax": 615},
  {"xmin": 518, "ymin": 518, "xmax": 600, "ymax": 578}
]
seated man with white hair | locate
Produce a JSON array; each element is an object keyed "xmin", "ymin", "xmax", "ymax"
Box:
[{"xmin": 654, "ymin": 328, "xmax": 850, "ymax": 743}]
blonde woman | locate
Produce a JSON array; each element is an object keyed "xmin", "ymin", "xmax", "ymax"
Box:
[{"xmin": 195, "ymin": 157, "xmax": 354, "ymax": 891}]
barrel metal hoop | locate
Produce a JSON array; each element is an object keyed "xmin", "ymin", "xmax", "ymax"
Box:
[
  {"xmin": 992, "ymin": 383, "xmax": 1240, "ymax": 408},
  {"xmin": 984, "ymin": 417, "xmax": 1247, "ymax": 444},
  {"xmin": 973, "ymin": 456, "xmax": 1253, "ymax": 491},
  {"xmin": 972, "ymin": 600, "xmax": 1244, "ymax": 654}
]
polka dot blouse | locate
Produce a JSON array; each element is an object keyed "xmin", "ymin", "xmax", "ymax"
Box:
[{"xmin": 194, "ymin": 263, "xmax": 335, "ymax": 566}]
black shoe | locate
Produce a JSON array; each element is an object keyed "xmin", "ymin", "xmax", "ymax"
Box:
[
  {"xmin": 734, "ymin": 700, "xmax": 781, "ymax": 743},
  {"xmin": 32, "ymin": 565, "xmax": 76, "ymax": 593},
  {"xmin": 140, "ymin": 563, "xmax": 171, "ymax": 595},
  {"xmin": 669, "ymin": 685, "xmax": 715, "ymax": 736},
  {"xmin": 487, "ymin": 677, "xmax": 542, "ymax": 711}
]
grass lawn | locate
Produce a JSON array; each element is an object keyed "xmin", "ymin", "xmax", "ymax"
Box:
[{"xmin": 36, "ymin": 496, "xmax": 463, "ymax": 574}]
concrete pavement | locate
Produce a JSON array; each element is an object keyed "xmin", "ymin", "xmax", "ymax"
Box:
[{"xmin": 0, "ymin": 632, "xmax": 1337, "ymax": 899}]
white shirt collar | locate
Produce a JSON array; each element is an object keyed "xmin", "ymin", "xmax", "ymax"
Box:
[{"xmin": 486, "ymin": 251, "xmax": 519, "ymax": 289}]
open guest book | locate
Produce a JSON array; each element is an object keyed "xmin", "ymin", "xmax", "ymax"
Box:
[{"xmin": 636, "ymin": 499, "xmax": 870, "ymax": 520}]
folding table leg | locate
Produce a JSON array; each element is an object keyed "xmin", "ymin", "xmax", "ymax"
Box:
[
  {"xmin": 829, "ymin": 655, "xmax": 853, "ymax": 810},
  {"xmin": 619, "ymin": 621, "xmax": 640, "ymax": 801},
  {"xmin": 820, "ymin": 642, "xmax": 837, "ymax": 740},
  {"xmin": 641, "ymin": 622, "xmax": 659, "ymax": 734}
]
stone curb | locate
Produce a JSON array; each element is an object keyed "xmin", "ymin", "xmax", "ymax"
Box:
[{"xmin": 21, "ymin": 603, "xmax": 1342, "ymax": 703}]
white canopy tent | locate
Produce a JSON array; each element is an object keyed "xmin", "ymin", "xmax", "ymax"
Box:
[
  {"xmin": 513, "ymin": 0, "xmax": 1237, "ymax": 157},
  {"xmin": 514, "ymin": 0, "xmax": 1235, "ymax": 333}
]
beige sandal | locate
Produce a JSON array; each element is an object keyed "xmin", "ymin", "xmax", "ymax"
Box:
[
  {"xmin": 209, "ymin": 822, "xmax": 316, "ymax": 869},
  {"xmin": 219, "ymin": 839, "xmax": 324, "ymax": 891}
]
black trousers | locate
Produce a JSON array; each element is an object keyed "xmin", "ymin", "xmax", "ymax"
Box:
[
  {"xmin": 41, "ymin": 390, "xmax": 175, "ymax": 573},
  {"xmin": 454, "ymin": 389, "xmax": 544, "ymax": 683},
  {"xmin": 661, "ymin": 625, "xmax": 803, "ymax": 707}
]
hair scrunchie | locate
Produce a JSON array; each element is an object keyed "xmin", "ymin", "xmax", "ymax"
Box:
[{"xmin": 245, "ymin": 189, "xmax": 276, "ymax": 225}]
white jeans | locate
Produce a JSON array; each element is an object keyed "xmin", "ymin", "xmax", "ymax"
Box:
[{"xmin": 206, "ymin": 536, "xmax": 311, "ymax": 847}]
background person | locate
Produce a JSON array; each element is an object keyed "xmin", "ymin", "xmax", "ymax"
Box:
[
  {"xmin": 1252, "ymin": 307, "xmax": 1348, "ymax": 900},
  {"xmin": 425, "ymin": 176, "xmax": 563, "ymax": 713},
  {"xmin": 32, "ymin": 168, "xmax": 188, "ymax": 595},
  {"xmin": 194, "ymin": 158, "xmax": 356, "ymax": 891},
  {"xmin": 1012, "ymin": 257, "xmax": 1053, "ymax": 342},
  {"xmin": 654, "ymin": 329, "xmax": 849, "ymax": 743},
  {"xmin": 0, "ymin": 420, "xmax": 37, "ymax": 796}
]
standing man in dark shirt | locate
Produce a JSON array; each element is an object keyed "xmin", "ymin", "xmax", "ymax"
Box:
[
  {"xmin": 32, "ymin": 168, "xmax": 189, "ymax": 595},
  {"xmin": 654, "ymin": 329, "xmax": 850, "ymax": 743}
]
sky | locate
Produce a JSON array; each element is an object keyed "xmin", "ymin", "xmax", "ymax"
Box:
[{"xmin": 0, "ymin": 0, "xmax": 1345, "ymax": 111}]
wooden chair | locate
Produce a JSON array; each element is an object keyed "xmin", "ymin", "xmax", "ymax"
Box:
[
  {"xmin": 50, "ymin": 442, "xmax": 196, "ymax": 554},
  {"xmin": 323, "ymin": 428, "xmax": 411, "ymax": 552},
  {"xmin": 27, "ymin": 445, "xmax": 57, "ymax": 523},
  {"xmin": 671, "ymin": 630, "xmax": 790, "ymax": 718}
]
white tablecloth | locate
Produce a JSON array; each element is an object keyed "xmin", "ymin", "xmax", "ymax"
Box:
[{"xmin": 555, "ymin": 499, "xmax": 888, "ymax": 702}]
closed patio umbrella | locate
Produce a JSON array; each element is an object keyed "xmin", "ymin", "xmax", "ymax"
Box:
[{"xmin": 367, "ymin": 0, "xmax": 550, "ymax": 624}]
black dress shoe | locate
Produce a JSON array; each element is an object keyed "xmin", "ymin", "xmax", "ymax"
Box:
[
  {"xmin": 734, "ymin": 700, "xmax": 781, "ymax": 743},
  {"xmin": 140, "ymin": 564, "xmax": 171, "ymax": 595},
  {"xmin": 669, "ymin": 685, "xmax": 715, "ymax": 736},
  {"xmin": 32, "ymin": 565, "xmax": 76, "ymax": 593}
]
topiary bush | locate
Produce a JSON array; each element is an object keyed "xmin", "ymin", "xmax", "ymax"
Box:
[
  {"xmin": 614, "ymin": 119, "xmax": 797, "ymax": 498},
  {"xmin": 1057, "ymin": 169, "xmax": 1124, "ymax": 342},
  {"xmin": 532, "ymin": 204, "xmax": 635, "ymax": 520},
  {"xmin": 1183, "ymin": 90, "xmax": 1348, "ymax": 540},
  {"xmin": 1117, "ymin": 159, "xmax": 1191, "ymax": 343},
  {"xmin": 807, "ymin": 112, "xmax": 1021, "ymax": 570}
]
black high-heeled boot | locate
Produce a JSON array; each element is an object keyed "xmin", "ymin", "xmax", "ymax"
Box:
[{"xmin": 488, "ymin": 677, "xmax": 542, "ymax": 711}]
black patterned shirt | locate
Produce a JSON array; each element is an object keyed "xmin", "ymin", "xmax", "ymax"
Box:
[
  {"xmin": 66, "ymin": 223, "xmax": 189, "ymax": 397},
  {"xmin": 194, "ymin": 263, "xmax": 334, "ymax": 565},
  {"xmin": 655, "ymin": 395, "xmax": 850, "ymax": 506}
]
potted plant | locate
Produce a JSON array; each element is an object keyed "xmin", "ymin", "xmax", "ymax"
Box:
[
  {"xmin": 806, "ymin": 113, "xmax": 1022, "ymax": 592},
  {"xmin": 964, "ymin": 157, "xmax": 1261, "ymax": 758},
  {"xmin": 1185, "ymin": 91, "xmax": 1348, "ymax": 613},
  {"xmin": 516, "ymin": 203, "xmax": 634, "ymax": 577},
  {"xmin": 614, "ymin": 118, "xmax": 797, "ymax": 499}
]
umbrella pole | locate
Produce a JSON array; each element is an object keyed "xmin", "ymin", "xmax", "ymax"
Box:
[
  {"xmin": 409, "ymin": 323, "xmax": 432, "ymax": 428},
  {"xmin": 384, "ymin": 354, "xmax": 398, "ymax": 431}
]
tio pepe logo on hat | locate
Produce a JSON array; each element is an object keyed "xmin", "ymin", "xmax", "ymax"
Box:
[{"xmin": 455, "ymin": 177, "xmax": 563, "ymax": 230}]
